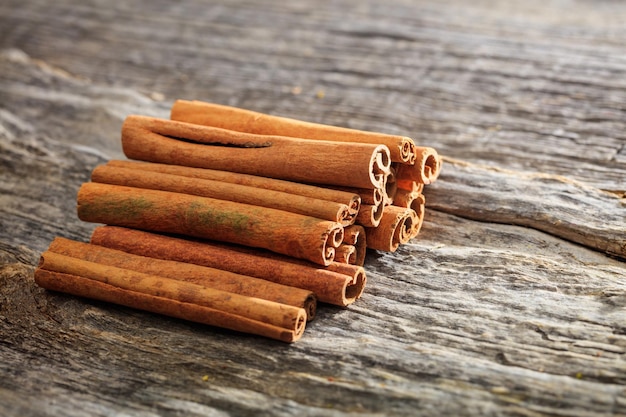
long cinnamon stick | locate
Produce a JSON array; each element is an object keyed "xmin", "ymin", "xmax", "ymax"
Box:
[
  {"xmin": 105, "ymin": 160, "xmax": 361, "ymax": 217},
  {"xmin": 47, "ymin": 237, "xmax": 317, "ymax": 320},
  {"xmin": 35, "ymin": 252, "xmax": 307, "ymax": 342},
  {"xmin": 77, "ymin": 182, "xmax": 343, "ymax": 266},
  {"xmin": 122, "ymin": 115, "xmax": 391, "ymax": 189},
  {"xmin": 91, "ymin": 164, "xmax": 354, "ymax": 226},
  {"xmin": 171, "ymin": 99, "xmax": 416, "ymax": 164},
  {"xmin": 91, "ymin": 226, "xmax": 366, "ymax": 307}
]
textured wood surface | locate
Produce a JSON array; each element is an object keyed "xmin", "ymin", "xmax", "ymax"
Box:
[{"xmin": 1, "ymin": 0, "xmax": 625, "ymax": 416}]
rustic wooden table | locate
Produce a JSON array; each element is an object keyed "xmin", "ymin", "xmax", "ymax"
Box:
[{"xmin": 1, "ymin": 0, "xmax": 625, "ymax": 415}]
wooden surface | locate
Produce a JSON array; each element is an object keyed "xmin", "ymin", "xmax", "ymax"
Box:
[{"xmin": 1, "ymin": 0, "xmax": 625, "ymax": 415}]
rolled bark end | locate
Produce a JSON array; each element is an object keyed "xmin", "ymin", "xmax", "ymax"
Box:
[
  {"xmin": 329, "ymin": 226, "xmax": 345, "ymax": 248},
  {"xmin": 335, "ymin": 244, "xmax": 356, "ymax": 264},
  {"xmin": 409, "ymin": 194, "xmax": 426, "ymax": 238},
  {"xmin": 355, "ymin": 203, "xmax": 384, "ymax": 228},
  {"xmin": 348, "ymin": 195, "xmax": 361, "ymax": 216},
  {"xmin": 325, "ymin": 263, "xmax": 367, "ymax": 305},
  {"xmin": 342, "ymin": 225, "xmax": 361, "ymax": 245},
  {"xmin": 400, "ymin": 137, "xmax": 417, "ymax": 164},
  {"xmin": 338, "ymin": 206, "xmax": 354, "ymax": 226},
  {"xmin": 323, "ymin": 246, "xmax": 336, "ymax": 265},
  {"xmin": 365, "ymin": 206, "xmax": 415, "ymax": 252},
  {"xmin": 343, "ymin": 268, "xmax": 366, "ymax": 303},
  {"xmin": 396, "ymin": 147, "xmax": 442, "ymax": 185},
  {"xmin": 414, "ymin": 147, "xmax": 442, "ymax": 185},
  {"xmin": 370, "ymin": 145, "xmax": 391, "ymax": 188},
  {"xmin": 302, "ymin": 294, "xmax": 317, "ymax": 322},
  {"xmin": 394, "ymin": 209, "xmax": 415, "ymax": 245},
  {"xmin": 385, "ymin": 178, "xmax": 398, "ymax": 206}
]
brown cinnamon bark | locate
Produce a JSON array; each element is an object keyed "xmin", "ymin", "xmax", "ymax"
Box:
[
  {"xmin": 365, "ymin": 206, "xmax": 417, "ymax": 252},
  {"xmin": 35, "ymin": 252, "xmax": 307, "ymax": 342},
  {"xmin": 77, "ymin": 182, "xmax": 342, "ymax": 266},
  {"xmin": 335, "ymin": 244, "xmax": 356, "ymax": 264},
  {"xmin": 170, "ymin": 99, "xmax": 416, "ymax": 164},
  {"xmin": 91, "ymin": 226, "xmax": 366, "ymax": 306},
  {"xmin": 396, "ymin": 147, "xmax": 442, "ymax": 184},
  {"xmin": 122, "ymin": 115, "xmax": 391, "ymax": 189},
  {"xmin": 47, "ymin": 237, "xmax": 317, "ymax": 320},
  {"xmin": 392, "ymin": 191, "xmax": 425, "ymax": 238},
  {"xmin": 343, "ymin": 224, "xmax": 367, "ymax": 266},
  {"xmin": 355, "ymin": 203, "xmax": 384, "ymax": 228},
  {"xmin": 91, "ymin": 164, "xmax": 354, "ymax": 226},
  {"xmin": 105, "ymin": 160, "xmax": 361, "ymax": 217}
]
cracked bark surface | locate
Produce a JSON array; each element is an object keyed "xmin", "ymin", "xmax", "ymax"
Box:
[{"xmin": 1, "ymin": 1, "xmax": 625, "ymax": 416}]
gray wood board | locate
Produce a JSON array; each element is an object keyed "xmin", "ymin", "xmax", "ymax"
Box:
[{"xmin": 1, "ymin": 1, "xmax": 625, "ymax": 416}]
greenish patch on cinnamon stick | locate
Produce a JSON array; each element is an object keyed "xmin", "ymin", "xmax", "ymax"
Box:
[
  {"xmin": 79, "ymin": 195, "xmax": 154, "ymax": 222},
  {"xmin": 184, "ymin": 201, "xmax": 256, "ymax": 235}
]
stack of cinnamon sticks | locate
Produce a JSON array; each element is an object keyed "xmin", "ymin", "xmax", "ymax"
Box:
[{"xmin": 34, "ymin": 100, "xmax": 441, "ymax": 343}]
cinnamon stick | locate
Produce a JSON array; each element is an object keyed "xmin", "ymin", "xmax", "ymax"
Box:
[
  {"xmin": 105, "ymin": 160, "xmax": 361, "ymax": 217},
  {"xmin": 122, "ymin": 115, "xmax": 391, "ymax": 189},
  {"xmin": 355, "ymin": 203, "xmax": 384, "ymax": 228},
  {"xmin": 392, "ymin": 190, "xmax": 425, "ymax": 238},
  {"xmin": 171, "ymin": 99, "xmax": 416, "ymax": 164},
  {"xmin": 335, "ymin": 244, "xmax": 356, "ymax": 264},
  {"xmin": 91, "ymin": 164, "xmax": 355, "ymax": 226},
  {"xmin": 47, "ymin": 237, "xmax": 317, "ymax": 320},
  {"xmin": 77, "ymin": 182, "xmax": 343, "ymax": 266},
  {"xmin": 91, "ymin": 226, "xmax": 366, "ymax": 307},
  {"xmin": 35, "ymin": 252, "xmax": 307, "ymax": 342},
  {"xmin": 343, "ymin": 224, "xmax": 367, "ymax": 266},
  {"xmin": 365, "ymin": 206, "xmax": 417, "ymax": 252},
  {"xmin": 396, "ymin": 147, "xmax": 442, "ymax": 185}
]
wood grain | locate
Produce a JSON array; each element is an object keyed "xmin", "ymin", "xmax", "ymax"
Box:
[{"xmin": 1, "ymin": 0, "xmax": 625, "ymax": 415}]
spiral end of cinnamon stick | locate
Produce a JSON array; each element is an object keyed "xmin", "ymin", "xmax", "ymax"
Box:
[
  {"xmin": 400, "ymin": 137, "xmax": 417, "ymax": 164},
  {"xmin": 343, "ymin": 267, "xmax": 367, "ymax": 303},
  {"xmin": 288, "ymin": 308, "xmax": 308, "ymax": 342},
  {"xmin": 303, "ymin": 294, "xmax": 318, "ymax": 322},
  {"xmin": 370, "ymin": 145, "xmax": 391, "ymax": 189},
  {"xmin": 418, "ymin": 147, "xmax": 442, "ymax": 185}
]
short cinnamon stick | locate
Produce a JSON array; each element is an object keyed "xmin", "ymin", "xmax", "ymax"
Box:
[
  {"xmin": 91, "ymin": 226, "xmax": 366, "ymax": 306},
  {"xmin": 122, "ymin": 115, "xmax": 391, "ymax": 189},
  {"xmin": 35, "ymin": 252, "xmax": 307, "ymax": 342},
  {"xmin": 171, "ymin": 99, "xmax": 416, "ymax": 164},
  {"xmin": 396, "ymin": 147, "xmax": 442, "ymax": 185},
  {"xmin": 77, "ymin": 182, "xmax": 342, "ymax": 266},
  {"xmin": 355, "ymin": 203, "xmax": 384, "ymax": 228},
  {"xmin": 365, "ymin": 206, "xmax": 417, "ymax": 252},
  {"xmin": 343, "ymin": 224, "xmax": 367, "ymax": 266},
  {"xmin": 47, "ymin": 237, "xmax": 317, "ymax": 320},
  {"xmin": 335, "ymin": 244, "xmax": 356, "ymax": 264},
  {"xmin": 91, "ymin": 164, "xmax": 354, "ymax": 226}
]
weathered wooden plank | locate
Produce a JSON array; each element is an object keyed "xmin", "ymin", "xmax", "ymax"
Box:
[
  {"xmin": 1, "ymin": 0, "xmax": 625, "ymax": 415},
  {"xmin": 426, "ymin": 157, "xmax": 626, "ymax": 259}
]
